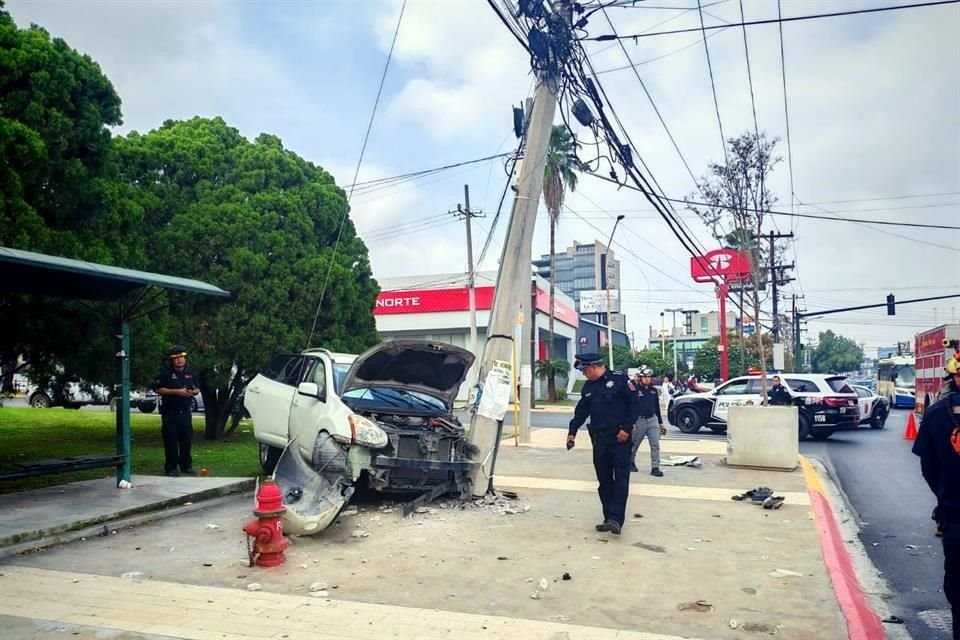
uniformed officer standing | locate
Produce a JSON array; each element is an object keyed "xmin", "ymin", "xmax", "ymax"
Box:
[
  {"xmin": 153, "ymin": 345, "xmax": 200, "ymax": 477},
  {"xmin": 914, "ymin": 357, "xmax": 960, "ymax": 633},
  {"xmin": 631, "ymin": 367, "xmax": 666, "ymax": 476},
  {"xmin": 567, "ymin": 353, "xmax": 640, "ymax": 535},
  {"xmin": 768, "ymin": 375, "xmax": 793, "ymax": 406}
]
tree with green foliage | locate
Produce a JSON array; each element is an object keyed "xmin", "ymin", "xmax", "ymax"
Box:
[
  {"xmin": 541, "ymin": 125, "xmax": 584, "ymax": 402},
  {"xmin": 0, "ymin": 5, "xmax": 138, "ymax": 393},
  {"xmin": 600, "ymin": 344, "xmax": 635, "ymax": 372},
  {"xmin": 810, "ymin": 330, "xmax": 863, "ymax": 374},
  {"xmin": 691, "ymin": 332, "xmax": 790, "ymax": 381},
  {"xmin": 115, "ymin": 117, "xmax": 380, "ymax": 438},
  {"xmin": 633, "ymin": 346, "xmax": 687, "ymax": 377},
  {"xmin": 534, "ymin": 358, "xmax": 571, "ymax": 400},
  {"xmin": 686, "ymin": 132, "xmax": 783, "ymax": 402}
]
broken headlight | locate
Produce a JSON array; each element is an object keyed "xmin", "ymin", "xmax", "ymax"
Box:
[{"xmin": 348, "ymin": 414, "xmax": 389, "ymax": 449}]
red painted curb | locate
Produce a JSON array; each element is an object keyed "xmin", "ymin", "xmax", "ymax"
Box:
[{"xmin": 809, "ymin": 490, "xmax": 887, "ymax": 640}]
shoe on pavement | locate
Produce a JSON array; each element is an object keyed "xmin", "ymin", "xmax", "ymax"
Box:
[
  {"xmin": 166, "ymin": 470, "xmax": 180, "ymax": 478},
  {"xmin": 596, "ymin": 521, "xmax": 613, "ymax": 532},
  {"xmin": 630, "ymin": 463, "xmax": 639, "ymax": 472},
  {"xmin": 607, "ymin": 521, "xmax": 622, "ymax": 535},
  {"xmin": 181, "ymin": 468, "xmax": 198, "ymax": 476},
  {"xmin": 651, "ymin": 468, "xmax": 663, "ymax": 477}
]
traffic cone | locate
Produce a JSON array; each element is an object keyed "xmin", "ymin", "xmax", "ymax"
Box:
[{"xmin": 904, "ymin": 412, "xmax": 918, "ymax": 441}]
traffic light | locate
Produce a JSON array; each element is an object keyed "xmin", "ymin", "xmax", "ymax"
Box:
[{"xmin": 886, "ymin": 293, "xmax": 895, "ymax": 316}]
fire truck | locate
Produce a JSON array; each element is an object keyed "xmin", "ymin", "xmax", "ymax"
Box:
[{"xmin": 915, "ymin": 324, "xmax": 960, "ymax": 415}]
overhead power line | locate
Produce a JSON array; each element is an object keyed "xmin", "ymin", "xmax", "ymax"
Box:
[
  {"xmin": 697, "ymin": 0, "xmax": 729, "ymax": 162},
  {"xmin": 587, "ymin": 0, "xmax": 960, "ymax": 41},
  {"xmin": 583, "ymin": 174, "xmax": 960, "ymax": 230},
  {"xmin": 350, "ymin": 153, "xmax": 513, "ymax": 191},
  {"xmin": 307, "ymin": 0, "xmax": 406, "ymax": 347}
]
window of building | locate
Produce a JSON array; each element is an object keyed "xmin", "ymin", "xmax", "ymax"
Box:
[{"xmin": 700, "ymin": 317, "xmax": 708, "ymax": 333}]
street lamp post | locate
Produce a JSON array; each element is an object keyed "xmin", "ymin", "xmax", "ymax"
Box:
[
  {"xmin": 664, "ymin": 307, "xmax": 683, "ymax": 378},
  {"xmin": 604, "ymin": 215, "xmax": 626, "ymax": 371}
]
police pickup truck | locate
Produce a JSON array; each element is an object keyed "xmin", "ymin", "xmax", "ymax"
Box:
[{"xmin": 667, "ymin": 373, "xmax": 859, "ymax": 440}]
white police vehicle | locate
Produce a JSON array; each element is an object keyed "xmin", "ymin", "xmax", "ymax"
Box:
[
  {"xmin": 667, "ymin": 373, "xmax": 859, "ymax": 440},
  {"xmin": 851, "ymin": 384, "xmax": 889, "ymax": 429}
]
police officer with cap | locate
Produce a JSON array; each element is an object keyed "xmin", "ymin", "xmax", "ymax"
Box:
[
  {"xmin": 567, "ymin": 353, "xmax": 640, "ymax": 535},
  {"xmin": 914, "ymin": 353, "xmax": 960, "ymax": 628},
  {"xmin": 631, "ymin": 367, "xmax": 665, "ymax": 476},
  {"xmin": 153, "ymin": 345, "xmax": 200, "ymax": 477}
]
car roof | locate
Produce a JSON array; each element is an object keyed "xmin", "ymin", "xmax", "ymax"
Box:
[{"xmin": 726, "ymin": 373, "xmax": 843, "ymax": 381}]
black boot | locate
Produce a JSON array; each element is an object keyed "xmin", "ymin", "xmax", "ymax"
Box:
[
  {"xmin": 630, "ymin": 463, "xmax": 639, "ymax": 472},
  {"xmin": 651, "ymin": 468, "xmax": 663, "ymax": 477}
]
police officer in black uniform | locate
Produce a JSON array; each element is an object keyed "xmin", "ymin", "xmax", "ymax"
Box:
[
  {"xmin": 567, "ymin": 353, "xmax": 640, "ymax": 535},
  {"xmin": 768, "ymin": 375, "xmax": 793, "ymax": 406},
  {"xmin": 631, "ymin": 367, "xmax": 666, "ymax": 475},
  {"xmin": 914, "ymin": 358, "xmax": 960, "ymax": 633},
  {"xmin": 153, "ymin": 345, "xmax": 200, "ymax": 477}
]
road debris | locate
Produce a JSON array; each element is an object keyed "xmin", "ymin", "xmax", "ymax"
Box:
[
  {"xmin": 768, "ymin": 569, "xmax": 804, "ymax": 578},
  {"xmin": 309, "ymin": 582, "xmax": 328, "ymax": 592},
  {"xmin": 562, "ymin": 572, "xmax": 572, "ymax": 580},
  {"xmin": 121, "ymin": 572, "xmax": 145, "ymax": 580},
  {"xmin": 538, "ymin": 577, "xmax": 549, "ymax": 591},
  {"xmin": 633, "ymin": 542, "xmax": 666, "ymax": 553},
  {"xmin": 351, "ymin": 530, "xmax": 370, "ymax": 538},
  {"xmin": 246, "ymin": 583, "xmax": 262, "ymax": 591},
  {"xmin": 677, "ymin": 600, "xmax": 713, "ymax": 612},
  {"xmin": 205, "ymin": 524, "xmax": 220, "ymax": 530},
  {"xmin": 661, "ymin": 455, "xmax": 702, "ymax": 467}
]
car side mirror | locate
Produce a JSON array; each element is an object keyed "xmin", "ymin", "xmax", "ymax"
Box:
[{"xmin": 297, "ymin": 382, "xmax": 325, "ymax": 401}]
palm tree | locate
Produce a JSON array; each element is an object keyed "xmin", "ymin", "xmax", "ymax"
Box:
[{"xmin": 541, "ymin": 125, "xmax": 583, "ymax": 402}]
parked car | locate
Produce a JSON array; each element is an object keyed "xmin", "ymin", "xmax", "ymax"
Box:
[
  {"xmin": 851, "ymin": 384, "xmax": 889, "ymax": 429},
  {"xmin": 246, "ymin": 341, "xmax": 478, "ymax": 535},
  {"xmin": 667, "ymin": 373, "xmax": 860, "ymax": 440},
  {"xmin": 27, "ymin": 379, "xmax": 112, "ymax": 410},
  {"xmin": 137, "ymin": 389, "xmax": 204, "ymax": 414}
]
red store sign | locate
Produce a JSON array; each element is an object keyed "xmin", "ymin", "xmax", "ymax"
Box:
[
  {"xmin": 375, "ymin": 285, "xmax": 579, "ymax": 328},
  {"xmin": 375, "ymin": 287, "xmax": 495, "ymax": 314}
]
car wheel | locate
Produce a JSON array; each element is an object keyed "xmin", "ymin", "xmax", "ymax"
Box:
[
  {"xmin": 29, "ymin": 392, "xmax": 52, "ymax": 408},
  {"xmin": 870, "ymin": 407, "xmax": 888, "ymax": 430},
  {"xmin": 798, "ymin": 414, "xmax": 811, "ymax": 440},
  {"xmin": 810, "ymin": 430, "xmax": 833, "ymax": 441},
  {"xmin": 676, "ymin": 407, "xmax": 702, "ymax": 434},
  {"xmin": 259, "ymin": 443, "xmax": 283, "ymax": 474},
  {"xmin": 138, "ymin": 402, "xmax": 156, "ymax": 414}
]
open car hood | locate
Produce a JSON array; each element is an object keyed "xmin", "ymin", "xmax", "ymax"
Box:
[{"xmin": 339, "ymin": 340, "xmax": 476, "ymax": 409}]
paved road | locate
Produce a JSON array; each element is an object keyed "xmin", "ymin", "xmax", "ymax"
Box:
[
  {"xmin": 803, "ymin": 410, "xmax": 951, "ymax": 639},
  {"xmin": 512, "ymin": 408, "xmax": 949, "ymax": 637}
]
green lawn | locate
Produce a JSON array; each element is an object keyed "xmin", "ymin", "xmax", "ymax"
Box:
[{"xmin": 0, "ymin": 407, "xmax": 260, "ymax": 494}]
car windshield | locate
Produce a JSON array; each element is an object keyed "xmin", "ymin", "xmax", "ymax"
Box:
[
  {"xmin": 893, "ymin": 365, "xmax": 916, "ymax": 388},
  {"xmin": 341, "ymin": 387, "xmax": 446, "ymax": 412},
  {"xmin": 333, "ymin": 363, "xmax": 351, "ymax": 394},
  {"xmin": 827, "ymin": 377, "xmax": 854, "ymax": 394}
]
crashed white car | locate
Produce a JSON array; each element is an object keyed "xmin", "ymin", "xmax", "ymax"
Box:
[{"xmin": 245, "ymin": 341, "xmax": 478, "ymax": 535}]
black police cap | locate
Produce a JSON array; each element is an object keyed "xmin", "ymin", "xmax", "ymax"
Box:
[
  {"xmin": 574, "ymin": 352, "xmax": 604, "ymax": 369},
  {"xmin": 166, "ymin": 344, "xmax": 188, "ymax": 358}
]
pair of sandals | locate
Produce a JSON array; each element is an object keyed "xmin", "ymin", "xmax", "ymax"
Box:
[{"xmin": 731, "ymin": 486, "xmax": 785, "ymax": 510}]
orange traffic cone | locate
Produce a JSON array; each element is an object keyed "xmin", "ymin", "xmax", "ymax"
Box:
[{"xmin": 904, "ymin": 412, "xmax": 918, "ymax": 441}]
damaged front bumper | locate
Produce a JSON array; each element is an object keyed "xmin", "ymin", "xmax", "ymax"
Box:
[{"xmin": 272, "ymin": 441, "xmax": 353, "ymax": 536}]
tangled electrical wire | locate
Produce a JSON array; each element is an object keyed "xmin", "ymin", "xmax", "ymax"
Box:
[{"xmin": 493, "ymin": 0, "xmax": 765, "ymax": 321}]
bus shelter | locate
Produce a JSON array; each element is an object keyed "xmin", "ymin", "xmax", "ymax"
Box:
[{"xmin": 0, "ymin": 246, "xmax": 230, "ymax": 485}]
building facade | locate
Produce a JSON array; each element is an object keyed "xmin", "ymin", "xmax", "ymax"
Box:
[
  {"xmin": 374, "ymin": 272, "xmax": 579, "ymax": 400},
  {"xmin": 532, "ymin": 240, "xmax": 626, "ymax": 332},
  {"xmin": 647, "ymin": 310, "xmax": 738, "ymax": 370}
]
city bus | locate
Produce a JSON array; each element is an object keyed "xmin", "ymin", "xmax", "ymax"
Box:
[{"xmin": 877, "ymin": 355, "xmax": 916, "ymax": 409}]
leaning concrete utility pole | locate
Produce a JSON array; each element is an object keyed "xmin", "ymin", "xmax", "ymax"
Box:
[{"xmin": 468, "ymin": 2, "xmax": 568, "ymax": 495}]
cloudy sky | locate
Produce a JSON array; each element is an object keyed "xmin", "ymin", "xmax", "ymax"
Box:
[{"xmin": 9, "ymin": 0, "xmax": 959, "ymax": 356}]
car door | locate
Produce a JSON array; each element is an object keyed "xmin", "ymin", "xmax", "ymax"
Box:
[
  {"xmin": 853, "ymin": 386, "xmax": 872, "ymax": 421},
  {"xmin": 246, "ymin": 354, "xmax": 302, "ymax": 449},
  {"xmin": 288, "ymin": 356, "xmax": 338, "ymax": 460},
  {"xmin": 710, "ymin": 378, "xmax": 752, "ymax": 424}
]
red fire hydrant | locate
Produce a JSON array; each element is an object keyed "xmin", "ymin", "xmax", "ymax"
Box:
[{"xmin": 242, "ymin": 478, "xmax": 290, "ymax": 567}]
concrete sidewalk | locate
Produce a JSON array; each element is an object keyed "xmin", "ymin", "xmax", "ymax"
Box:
[
  {"xmin": 0, "ymin": 474, "xmax": 253, "ymax": 555},
  {"xmin": 0, "ymin": 428, "xmax": 860, "ymax": 639}
]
